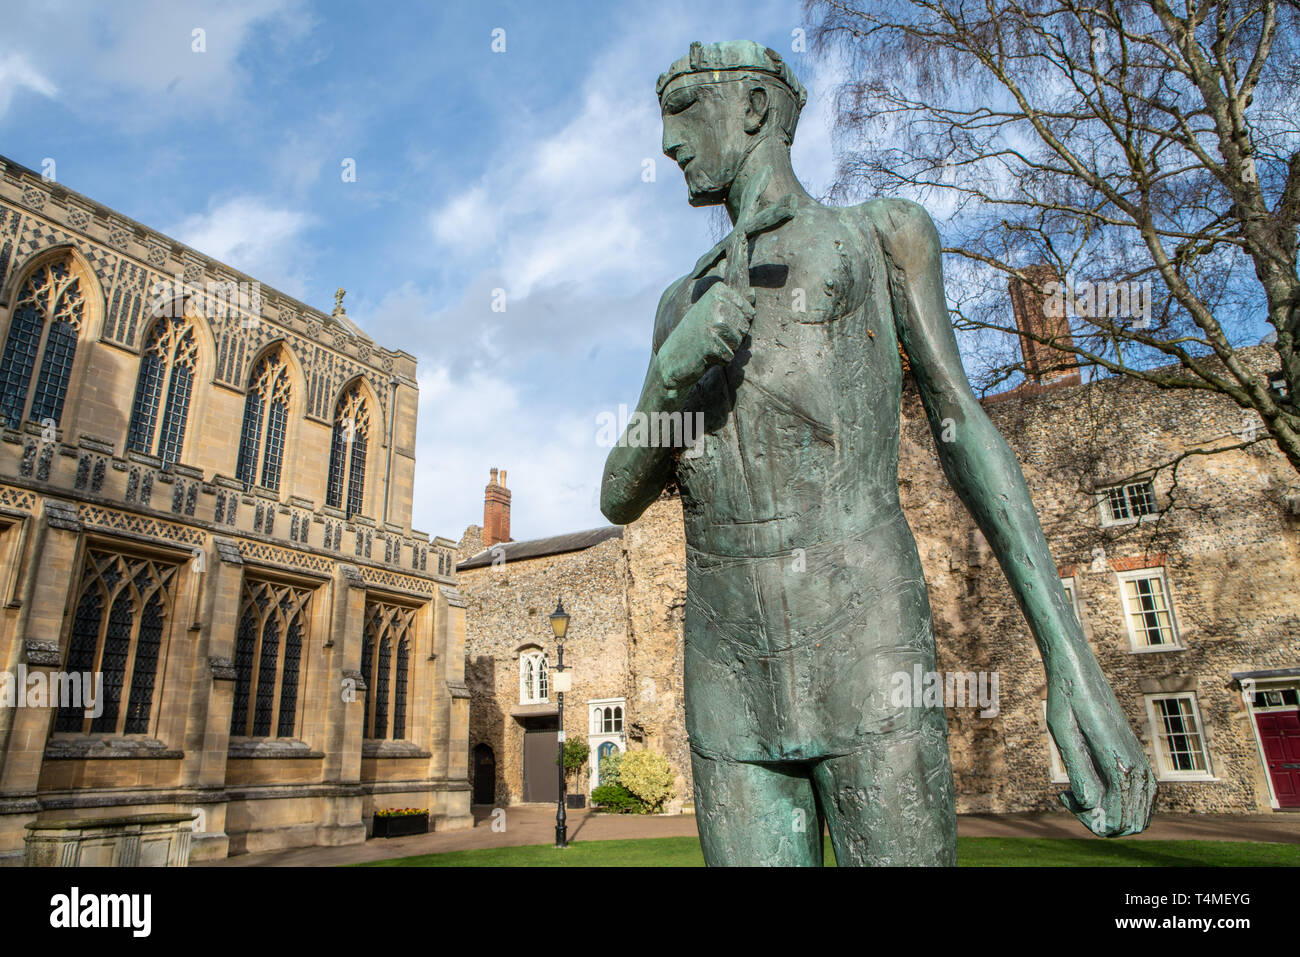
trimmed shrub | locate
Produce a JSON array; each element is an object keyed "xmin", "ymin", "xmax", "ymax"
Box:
[
  {"xmin": 590, "ymin": 783, "xmax": 641, "ymax": 813},
  {"xmin": 617, "ymin": 750, "xmax": 675, "ymax": 813}
]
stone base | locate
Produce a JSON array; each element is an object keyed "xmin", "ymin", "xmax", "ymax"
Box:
[{"xmin": 25, "ymin": 812, "xmax": 196, "ymax": 867}]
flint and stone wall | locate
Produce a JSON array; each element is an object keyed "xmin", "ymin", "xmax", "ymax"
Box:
[{"xmin": 463, "ymin": 345, "xmax": 1298, "ymax": 815}]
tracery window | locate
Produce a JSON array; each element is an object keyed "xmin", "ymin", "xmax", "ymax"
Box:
[
  {"xmin": 229, "ymin": 579, "xmax": 312, "ymax": 738},
  {"xmin": 0, "ymin": 256, "xmax": 87, "ymax": 430},
  {"xmin": 326, "ymin": 383, "xmax": 369, "ymax": 517},
  {"xmin": 361, "ymin": 602, "xmax": 416, "ymax": 740},
  {"xmin": 235, "ymin": 350, "xmax": 292, "ymax": 492},
  {"xmin": 127, "ymin": 313, "xmax": 199, "ymax": 464},
  {"xmin": 520, "ymin": 650, "xmax": 548, "ymax": 705},
  {"xmin": 53, "ymin": 551, "xmax": 178, "ymax": 735}
]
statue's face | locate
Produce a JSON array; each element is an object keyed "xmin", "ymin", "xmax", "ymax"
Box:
[{"xmin": 660, "ymin": 78, "xmax": 751, "ymax": 207}]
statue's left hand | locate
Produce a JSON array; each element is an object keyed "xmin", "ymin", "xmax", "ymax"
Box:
[{"xmin": 1046, "ymin": 661, "xmax": 1157, "ymax": 837}]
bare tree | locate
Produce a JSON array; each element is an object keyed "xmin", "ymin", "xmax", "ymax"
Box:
[{"xmin": 804, "ymin": 0, "xmax": 1300, "ymax": 476}]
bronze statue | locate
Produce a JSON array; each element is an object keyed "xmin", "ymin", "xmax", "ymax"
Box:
[{"xmin": 601, "ymin": 40, "xmax": 1155, "ymax": 865}]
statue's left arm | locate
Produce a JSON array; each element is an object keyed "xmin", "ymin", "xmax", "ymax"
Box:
[{"xmin": 864, "ymin": 197, "xmax": 1156, "ymax": 837}]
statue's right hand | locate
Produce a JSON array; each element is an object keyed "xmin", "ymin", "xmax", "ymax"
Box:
[{"xmin": 657, "ymin": 279, "xmax": 755, "ymax": 394}]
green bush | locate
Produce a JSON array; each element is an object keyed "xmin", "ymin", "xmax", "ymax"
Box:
[
  {"xmin": 590, "ymin": 783, "xmax": 641, "ymax": 813},
  {"xmin": 616, "ymin": 750, "xmax": 675, "ymax": 813},
  {"xmin": 597, "ymin": 751, "xmax": 623, "ymax": 786},
  {"xmin": 560, "ymin": 738, "xmax": 589, "ymax": 782}
]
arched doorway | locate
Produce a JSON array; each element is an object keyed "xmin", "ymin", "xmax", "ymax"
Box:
[
  {"xmin": 596, "ymin": 741, "xmax": 618, "ymax": 783},
  {"xmin": 473, "ymin": 743, "xmax": 496, "ymax": 805}
]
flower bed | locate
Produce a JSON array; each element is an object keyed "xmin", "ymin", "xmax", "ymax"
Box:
[{"xmin": 372, "ymin": 808, "xmax": 430, "ymax": 838}]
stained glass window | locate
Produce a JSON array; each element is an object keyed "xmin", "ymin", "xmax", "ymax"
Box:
[
  {"xmin": 361, "ymin": 602, "xmax": 417, "ymax": 740},
  {"xmin": 236, "ymin": 350, "xmax": 291, "ymax": 492},
  {"xmin": 53, "ymin": 587, "xmax": 103, "ymax": 732},
  {"xmin": 326, "ymin": 384, "xmax": 370, "ymax": 517},
  {"xmin": 261, "ymin": 400, "xmax": 287, "ymax": 491},
  {"xmin": 278, "ymin": 615, "xmax": 303, "ymax": 738},
  {"xmin": 231, "ymin": 606, "xmax": 259, "ymax": 735},
  {"xmin": 127, "ymin": 352, "xmax": 164, "ymax": 453},
  {"xmin": 235, "ymin": 394, "xmax": 264, "ymax": 488},
  {"xmin": 360, "ymin": 629, "xmax": 374, "ymax": 737},
  {"xmin": 157, "ymin": 364, "xmax": 193, "ymax": 465},
  {"xmin": 373, "ymin": 637, "xmax": 391, "ymax": 740},
  {"xmin": 228, "ymin": 579, "xmax": 312, "ymax": 738},
  {"xmin": 393, "ymin": 638, "xmax": 409, "ymax": 740},
  {"xmin": 253, "ymin": 616, "xmax": 281, "ymax": 736},
  {"xmin": 0, "ymin": 257, "xmax": 86, "ymax": 429},
  {"xmin": 128, "ymin": 314, "xmax": 199, "ymax": 463},
  {"xmin": 53, "ymin": 551, "xmax": 176, "ymax": 736},
  {"xmin": 0, "ymin": 305, "xmax": 42, "ymax": 429}
]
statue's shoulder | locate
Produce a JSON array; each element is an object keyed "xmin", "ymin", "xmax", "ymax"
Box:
[
  {"xmin": 651, "ymin": 273, "xmax": 692, "ymax": 353},
  {"xmin": 851, "ymin": 197, "xmax": 942, "ymax": 268}
]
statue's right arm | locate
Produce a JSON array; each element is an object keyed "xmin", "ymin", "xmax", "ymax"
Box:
[
  {"xmin": 600, "ymin": 269, "xmax": 754, "ymax": 524},
  {"xmin": 599, "ymin": 279, "xmax": 689, "ymax": 525}
]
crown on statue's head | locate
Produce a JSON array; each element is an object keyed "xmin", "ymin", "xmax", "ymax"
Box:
[{"xmin": 656, "ymin": 40, "xmax": 807, "ymax": 110}]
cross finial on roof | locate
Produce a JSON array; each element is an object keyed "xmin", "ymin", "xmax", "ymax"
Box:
[{"xmin": 333, "ymin": 287, "xmax": 346, "ymax": 316}]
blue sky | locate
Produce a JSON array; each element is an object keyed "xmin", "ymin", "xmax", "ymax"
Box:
[{"xmin": 0, "ymin": 0, "xmax": 846, "ymax": 543}]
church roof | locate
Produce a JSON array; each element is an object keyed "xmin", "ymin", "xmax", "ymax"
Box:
[{"xmin": 457, "ymin": 525, "xmax": 623, "ymax": 569}]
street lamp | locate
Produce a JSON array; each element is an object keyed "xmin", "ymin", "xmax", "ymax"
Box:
[{"xmin": 549, "ymin": 598, "xmax": 571, "ymax": 848}]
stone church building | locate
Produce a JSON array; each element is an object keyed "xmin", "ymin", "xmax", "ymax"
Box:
[
  {"xmin": 458, "ymin": 281, "xmax": 1299, "ymax": 818},
  {"xmin": 0, "ymin": 155, "xmax": 472, "ymax": 864}
]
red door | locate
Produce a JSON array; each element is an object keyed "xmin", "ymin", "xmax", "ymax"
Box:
[{"xmin": 1255, "ymin": 710, "xmax": 1300, "ymax": 808}]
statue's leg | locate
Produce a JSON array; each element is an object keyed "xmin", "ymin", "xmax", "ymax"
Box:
[
  {"xmin": 810, "ymin": 709, "xmax": 956, "ymax": 866},
  {"xmin": 690, "ymin": 747, "xmax": 824, "ymax": 866}
]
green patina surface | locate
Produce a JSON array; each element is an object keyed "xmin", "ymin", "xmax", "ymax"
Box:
[{"xmin": 599, "ymin": 41, "xmax": 1155, "ymax": 866}]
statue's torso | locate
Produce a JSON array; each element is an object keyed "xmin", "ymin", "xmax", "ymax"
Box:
[
  {"xmin": 657, "ymin": 200, "xmax": 941, "ymax": 761},
  {"xmin": 661, "ymin": 201, "xmax": 905, "ymax": 556}
]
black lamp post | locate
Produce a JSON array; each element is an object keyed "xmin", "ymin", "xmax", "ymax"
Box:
[{"xmin": 549, "ymin": 598, "xmax": 571, "ymax": 848}]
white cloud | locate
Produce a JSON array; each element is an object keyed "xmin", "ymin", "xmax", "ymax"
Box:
[
  {"xmin": 430, "ymin": 184, "xmax": 495, "ymax": 252},
  {"xmin": 0, "ymin": 0, "xmax": 309, "ymax": 122},
  {"xmin": 0, "ymin": 53, "xmax": 56, "ymax": 116},
  {"xmin": 168, "ymin": 196, "xmax": 315, "ymax": 297}
]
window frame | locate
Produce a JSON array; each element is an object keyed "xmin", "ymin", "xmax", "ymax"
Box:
[
  {"xmin": 1096, "ymin": 480, "xmax": 1160, "ymax": 527},
  {"xmin": 1116, "ymin": 567, "xmax": 1182, "ymax": 652},
  {"xmin": 229, "ymin": 577, "xmax": 314, "ymax": 740},
  {"xmin": 325, "ymin": 383, "xmax": 371, "ymax": 518},
  {"xmin": 360, "ymin": 600, "xmax": 418, "ymax": 740},
  {"xmin": 519, "ymin": 650, "xmax": 548, "ymax": 705},
  {"xmin": 0, "ymin": 254, "xmax": 91, "ymax": 432},
  {"xmin": 235, "ymin": 349, "xmax": 293, "ymax": 494},
  {"xmin": 1143, "ymin": 692, "xmax": 1215, "ymax": 781},
  {"xmin": 52, "ymin": 545, "xmax": 182, "ymax": 738},
  {"xmin": 126, "ymin": 312, "xmax": 200, "ymax": 466}
]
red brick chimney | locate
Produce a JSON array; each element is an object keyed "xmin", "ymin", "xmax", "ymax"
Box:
[
  {"xmin": 1008, "ymin": 266, "xmax": 1080, "ymax": 385},
  {"xmin": 483, "ymin": 467, "xmax": 512, "ymax": 548}
]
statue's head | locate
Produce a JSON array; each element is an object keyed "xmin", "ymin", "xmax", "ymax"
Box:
[{"xmin": 657, "ymin": 40, "xmax": 808, "ymax": 207}]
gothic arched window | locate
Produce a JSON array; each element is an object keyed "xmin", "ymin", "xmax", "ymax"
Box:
[
  {"xmin": 326, "ymin": 383, "xmax": 369, "ymax": 517},
  {"xmin": 0, "ymin": 255, "xmax": 87, "ymax": 430},
  {"xmin": 361, "ymin": 602, "xmax": 417, "ymax": 740},
  {"xmin": 127, "ymin": 313, "xmax": 198, "ymax": 464},
  {"xmin": 53, "ymin": 551, "xmax": 178, "ymax": 735},
  {"xmin": 229, "ymin": 579, "xmax": 312, "ymax": 738},
  {"xmin": 235, "ymin": 349, "xmax": 292, "ymax": 492},
  {"xmin": 520, "ymin": 650, "xmax": 548, "ymax": 704}
]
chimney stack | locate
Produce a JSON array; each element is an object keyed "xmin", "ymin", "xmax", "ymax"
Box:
[
  {"xmin": 1008, "ymin": 266, "xmax": 1080, "ymax": 385},
  {"xmin": 483, "ymin": 467, "xmax": 512, "ymax": 547}
]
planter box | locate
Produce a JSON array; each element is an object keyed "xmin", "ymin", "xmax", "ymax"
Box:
[
  {"xmin": 566, "ymin": 794, "xmax": 586, "ymax": 809},
  {"xmin": 372, "ymin": 814, "xmax": 429, "ymax": 838}
]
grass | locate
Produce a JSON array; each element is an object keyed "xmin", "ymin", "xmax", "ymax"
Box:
[{"xmin": 359, "ymin": 835, "xmax": 1300, "ymax": 867}]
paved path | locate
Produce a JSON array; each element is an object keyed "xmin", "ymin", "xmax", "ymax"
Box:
[{"xmin": 200, "ymin": 806, "xmax": 1300, "ymax": 867}]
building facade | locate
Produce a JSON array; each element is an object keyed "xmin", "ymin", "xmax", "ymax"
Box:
[
  {"xmin": 458, "ymin": 335, "xmax": 1299, "ymax": 818},
  {"xmin": 0, "ymin": 156, "xmax": 472, "ymax": 863},
  {"xmin": 457, "ymin": 475, "xmax": 688, "ymax": 811}
]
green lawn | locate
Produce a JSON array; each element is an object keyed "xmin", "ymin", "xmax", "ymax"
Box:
[{"xmin": 360, "ymin": 836, "xmax": 1300, "ymax": 867}]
